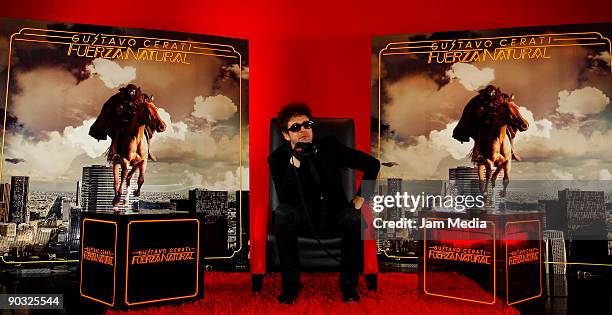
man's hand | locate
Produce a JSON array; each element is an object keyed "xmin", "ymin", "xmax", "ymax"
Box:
[
  {"xmin": 351, "ymin": 196, "xmax": 364, "ymax": 210},
  {"xmin": 290, "ymin": 156, "xmax": 301, "ymax": 168}
]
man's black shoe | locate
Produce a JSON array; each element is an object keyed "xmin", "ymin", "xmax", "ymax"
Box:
[
  {"xmin": 341, "ymin": 287, "xmax": 360, "ymax": 303},
  {"xmin": 278, "ymin": 284, "xmax": 302, "ymax": 304}
]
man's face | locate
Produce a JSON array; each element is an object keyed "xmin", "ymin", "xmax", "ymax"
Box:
[{"xmin": 282, "ymin": 115, "xmax": 313, "ymax": 148}]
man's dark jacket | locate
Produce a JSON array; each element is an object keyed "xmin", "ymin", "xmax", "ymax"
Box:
[{"xmin": 268, "ymin": 136, "xmax": 380, "ymax": 210}]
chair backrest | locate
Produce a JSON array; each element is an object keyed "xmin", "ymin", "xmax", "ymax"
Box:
[{"xmin": 269, "ymin": 118, "xmax": 356, "ymax": 210}]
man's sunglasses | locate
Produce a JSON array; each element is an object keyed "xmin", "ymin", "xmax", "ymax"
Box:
[{"xmin": 287, "ymin": 120, "xmax": 315, "ymax": 132}]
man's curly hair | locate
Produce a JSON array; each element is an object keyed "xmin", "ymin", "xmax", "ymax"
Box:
[{"xmin": 276, "ymin": 102, "xmax": 312, "ymax": 131}]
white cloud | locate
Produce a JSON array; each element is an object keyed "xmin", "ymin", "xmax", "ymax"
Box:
[
  {"xmin": 557, "ymin": 87, "xmax": 609, "ymax": 117},
  {"xmin": 380, "ymin": 122, "xmax": 472, "ymax": 179},
  {"xmin": 520, "ymin": 123, "xmax": 612, "ymax": 162},
  {"xmin": 383, "ymin": 75, "xmax": 474, "ymax": 138},
  {"xmin": 148, "ymin": 104, "xmax": 242, "ymax": 164},
  {"xmin": 551, "ymin": 169, "xmax": 574, "ymax": 180},
  {"xmin": 86, "ymin": 58, "xmax": 136, "ymax": 89},
  {"xmin": 155, "ymin": 107, "xmax": 188, "ymax": 141},
  {"xmin": 63, "ymin": 118, "xmax": 111, "ymax": 158},
  {"xmin": 446, "ymin": 63, "xmax": 495, "ymax": 91},
  {"xmin": 11, "ymin": 67, "xmax": 112, "ymax": 133},
  {"xmin": 152, "ymin": 125, "xmax": 240, "ymax": 162},
  {"xmin": 4, "ymin": 120, "xmax": 110, "ymax": 181},
  {"xmin": 599, "ymin": 169, "xmax": 612, "ymax": 180},
  {"xmin": 381, "ymin": 138, "xmax": 447, "ymax": 179},
  {"xmin": 183, "ymin": 166, "xmax": 249, "ymax": 191},
  {"xmin": 514, "ymin": 106, "xmax": 553, "ymax": 141},
  {"xmin": 429, "ymin": 121, "xmax": 473, "ymax": 159},
  {"xmin": 192, "ymin": 95, "xmax": 237, "ymax": 122}
]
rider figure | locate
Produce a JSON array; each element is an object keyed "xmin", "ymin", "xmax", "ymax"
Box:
[
  {"xmin": 89, "ymin": 84, "xmax": 156, "ymax": 162},
  {"xmin": 453, "ymin": 85, "xmax": 521, "ymax": 162},
  {"xmin": 119, "ymin": 85, "xmax": 140, "ymax": 124},
  {"xmin": 89, "ymin": 84, "xmax": 140, "ymax": 141}
]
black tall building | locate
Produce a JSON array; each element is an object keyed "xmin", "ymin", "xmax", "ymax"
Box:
[
  {"xmin": 556, "ymin": 189, "xmax": 607, "ymax": 262},
  {"xmin": 9, "ymin": 176, "xmax": 29, "ymax": 224},
  {"xmin": 386, "ymin": 178, "xmax": 402, "ymax": 238},
  {"xmin": 540, "ymin": 199, "xmax": 563, "ymax": 231},
  {"xmin": 0, "ymin": 183, "xmax": 10, "ymax": 223},
  {"xmin": 233, "ymin": 190, "xmax": 250, "ymax": 271},
  {"xmin": 75, "ymin": 181, "xmax": 80, "ymax": 207},
  {"xmin": 190, "ymin": 189, "xmax": 228, "ymax": 215},
  {"xmin": 236, "ymin": 190, "xmax": 249, "ymax": 236},
  {"xmin": 559, "ymin": 189, "xmax": 606, "ymax": 238},
  {"xmin": 190, "ymin": 189, "xmax": 229, "ymax": 258}
]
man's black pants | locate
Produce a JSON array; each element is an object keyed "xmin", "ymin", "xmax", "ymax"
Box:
[{"xmin": 273, "ymin": 203, "xmax": 362, "ymax": 290}]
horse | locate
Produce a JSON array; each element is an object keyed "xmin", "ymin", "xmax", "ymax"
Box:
[
  {"xmin": 472, "ymin": 97, "xmax": 529, "ymax": 196},
  {"xmin": 109, "ymin": 100, "xmax": 166, "ymax": 207}
]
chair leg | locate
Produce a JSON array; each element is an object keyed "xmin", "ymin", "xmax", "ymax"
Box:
[
  {"xmin": 365, "ymin": 273, "xmax": 377, "ymax": 291},
  {"xmin": 252, "ymin": 274, "xmax": 264, "ymax": 293}
]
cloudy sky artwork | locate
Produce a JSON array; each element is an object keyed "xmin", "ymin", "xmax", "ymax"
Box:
[
  {"xmin": 1, "ymin": 22, "xmax": 249, "ymax": 192},
  {"xmin": 373, "ymin": 25, "xmax": 612, "ymax": 181}
]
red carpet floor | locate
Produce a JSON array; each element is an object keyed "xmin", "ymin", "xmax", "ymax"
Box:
[{"xmin": 105, "ymin": 272, "xmax": 520, "ymax": 315}]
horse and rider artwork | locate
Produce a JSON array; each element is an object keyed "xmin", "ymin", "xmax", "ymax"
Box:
[
  {"xmin": 453, "ymin": 85, "xmax": 529, "ymax": 195},
  {"xmin": 373, "ymin": 23, "xmax": 612, "ymax": 210},
  {"xmin": 1, "ymin": 19, "xmax": 249, "ymax": 216},
  {"xmin": 89, "ymin": 84, "xmax": 167, "ymax": 208}
]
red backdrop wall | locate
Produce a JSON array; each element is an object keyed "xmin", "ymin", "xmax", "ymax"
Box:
[{"xmin": 2, "ymin": 0, "xmax": 611, "ymax": 273}]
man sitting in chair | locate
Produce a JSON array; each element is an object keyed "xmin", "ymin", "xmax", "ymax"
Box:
[{"xmin": 268, "ymin": 103, "xmax": 380, "ymax": 304}]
